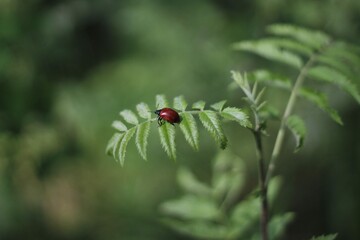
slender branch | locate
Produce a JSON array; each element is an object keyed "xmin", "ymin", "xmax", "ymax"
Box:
[
  {"xmin": 265, "ymin": 54, "xmax": 317, "ymax": 186},
  {"xmin": 253, "ymin": 127, "xmax": 269, "ymax": 240},
  {"xmin": 248, "ymin": 105, "xmax": 269, "ymax": 240}
]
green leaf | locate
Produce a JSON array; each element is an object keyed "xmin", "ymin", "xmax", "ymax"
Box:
[
  {"xmin": 160, "ymin": 195, "xmax": 221, "ymax": 220},
  {"xmin": 192, "ymin": 100, "xmax": 206, "ymax": 110},
  {"xmin": 233, "ymin": 40, "xmax": 303, "ymax": 69},
  {"xmin": 310, "ymin": 234, "xmax": 338, "ymax": 240},
  {"xmin": 316, "ymin": 55, "xmax": 355, "ymax": 78},
  {"xmin": 308, "ymin": 66, "xmax": 360, "ymax": 104},
  {"xmin": 267, "ymin": 176, "xmax": 283, "ymax": 206},
  {"xmin": 177, "ymin": 167, "xmax": 212, "ymax": 196},
  {"xmin": 105, "ymin": 133, "xmax": 122, "ymax": 156},
  {"xmin": 173, "ymin": 95, "xmax": 188, "ymax": 111},
  {"xmin": 136, "ymin": 102, "xmax": 151, "ymax": 119},
  {"xmin": 286, "ymin": 115, "xmax": 306, "ymax": 152},
  {"xmin": 158, "ymin": 121, "xmax": 176, "ymax": 159},
  {"xmin": 268, "ymin": 212, "xmax": 295, "ymax": 240},
  {"xmin": 118, "ymin": 128, "xmax": 136, "ymax": 166},
  {"xmin": 267, "ymin": 24, "xmax": 331, "ymax": 49},
  {"xmin": 135, "ymin": 122, "xmax": 150, "ymax": 160},
  {"xmin": 231, "ymin": 70, "xmax": 250, "ymax": 90},
  {"xmin": 199, "ymin": 111, "xmax": 227, "ymax": 149},
  {"xmin": 324, "ymin": 41, "xmax": 360, "ymax": 68},
  {"xmin": 212, "ymin": 151, "xmax": 245, "ymax": 204},
  {"xmin": 161, "ymin": 219, "xmax": 228, "ymax": 239},
  {"xmin": 221, "ymin": 107, "xmax": 252, "ymax": 128},
  {"xmin": 119, "ymin": 110, "xmax": 139, "ymax": 125},
  {"xmin": 247, "ymin": 69, "xmax": 292, "ymax": 90},
  {"xmin": 156, "ymin": 94, "xmax": 169, "ymax": 108},
  {"xmin": 211, "ymin": 100, "xmax": 227, "ymax": 111},
  {"xmin": 111, "ymin": 120, "xmax": 128, "ymax": 132},
  {"xmin": 299, "ymin": 88, "xmax": 343, "ymax": 125},
  {"xmin": 229, "ymin": 197, "xmax": 259, "ymax": 238},
  {"xmin": 258, "ymin": 104, "xmax": 280, "ymax": 121},
  {"xmin": 179, "ymin": 112, "xmax": 199, "ymax": 150},
  {"xmin": 261, "ymin": 37, "xmax": 313, "ymax": 56}
]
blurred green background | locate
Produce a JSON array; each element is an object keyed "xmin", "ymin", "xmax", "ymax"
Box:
[{"xmin": 0, "ymin": 0, "xmax": 359, "ymax": 239}]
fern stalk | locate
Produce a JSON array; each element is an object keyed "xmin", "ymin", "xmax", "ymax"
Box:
[
  {"xmin": 266, "ymin": 52, "xmax": 319, "ymax": 186},
  {"xmin": 253, "ymin": 122, "xmax": 269, "ymax": 240}
]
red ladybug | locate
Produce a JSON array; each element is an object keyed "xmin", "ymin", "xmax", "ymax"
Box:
[{"xmin": 154, "ymin": 108, "xmax": 181, "ymax": 126}]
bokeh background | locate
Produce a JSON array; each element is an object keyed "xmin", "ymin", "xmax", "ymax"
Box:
[{"xmin": 0, "ymin": 0, "xmax": 359, "ymax": 239}]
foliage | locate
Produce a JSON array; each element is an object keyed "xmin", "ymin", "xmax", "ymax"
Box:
[
  {"xmin": 232, "ymin": 23, "xmax": 360, "ymax": 150},
  {"xmin": 160, "ymin": 151, "xmax": 294, "ymax": 240},
  {"xmin": 309, "ymin": 234, "xmax": 338, "ymax": 240},
  {"xmin": 106, "ymin": 95, "xmax": 250, "ymax": 165},
  {"xmin": 105, "ymin": 24, "xmax": 360, "ymax": 239}
]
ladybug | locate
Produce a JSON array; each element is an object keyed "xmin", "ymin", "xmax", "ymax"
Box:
[{"xmin": 154, "ymin": 108, "xmax": 181, "ymax": 126}]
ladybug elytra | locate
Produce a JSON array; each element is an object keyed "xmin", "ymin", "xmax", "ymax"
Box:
[{"xmin": 154, "ymin": 108, "xmax": 181, "ymax": 126}]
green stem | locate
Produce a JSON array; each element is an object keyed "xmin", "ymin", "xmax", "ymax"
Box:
[
  {"xmin": 249, "ymin": 106, "xmax": 269, "ymax": 240},
  {"xmin": 265, "ymin": 55, "xmax": 317, "ymax": 186}
]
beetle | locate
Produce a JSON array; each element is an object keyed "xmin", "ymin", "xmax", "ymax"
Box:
[{"xmin": 154, "ymin": 108, "xmax": 181, "ymax": 126}]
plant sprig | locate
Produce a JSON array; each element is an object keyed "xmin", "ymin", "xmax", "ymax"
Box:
[{"xmin": 106, "ymin": 94, "xmax": 251, "ymax": 165}]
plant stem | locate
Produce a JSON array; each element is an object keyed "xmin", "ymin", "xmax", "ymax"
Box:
[
  {"xmin": 253, "ymin": 127, "xmax": 269, "ymax": 240},
  {"xmin": 265, "ymin": 55, "xmax": 317, "ymax": 186}
]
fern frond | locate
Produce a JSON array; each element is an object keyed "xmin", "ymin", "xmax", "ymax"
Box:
[
  {"xmin": 233, "ymin": 40, "xmax": 303, "ymax": 69},
  {"xmin": 308, "ymin": 66, "xmax": 360, "ymax": 104},
  {"xmin": 107, "ymin": 95, "xmax": 252, "ymax": 165},
  {"xmin": 267, "ymin": 24, "xmax": 331, "ymax": 49}
]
